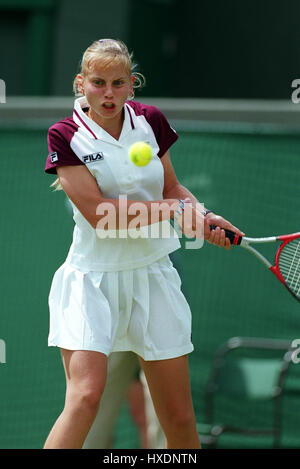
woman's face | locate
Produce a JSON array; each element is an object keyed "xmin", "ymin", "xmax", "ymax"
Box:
[{"xmin": 79, "ymin": 61, "xmax": 134, "ymax": 128}]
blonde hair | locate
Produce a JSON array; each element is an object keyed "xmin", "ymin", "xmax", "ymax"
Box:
[
  {"xmin": 51, "ymin": 39, "xmax": 145, "ymax": 191},
  {"xmin": 73, "ymin": 38, "xmax": 145, "ymax": 98}
]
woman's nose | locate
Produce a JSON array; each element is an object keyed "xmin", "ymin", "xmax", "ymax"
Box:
[{"xmin": 104, "ymin": 85, "xmax": 113, "ymax": 97}]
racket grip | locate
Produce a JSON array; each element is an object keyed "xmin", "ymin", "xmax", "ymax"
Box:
[{"xmin": 209, "ymin": 225, "xmax": 243, "ymax": 245}]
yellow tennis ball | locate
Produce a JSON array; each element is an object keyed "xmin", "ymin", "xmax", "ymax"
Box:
[{"xmin": 129, "ymin": 142, "xmax": 152, "ymax": 166}]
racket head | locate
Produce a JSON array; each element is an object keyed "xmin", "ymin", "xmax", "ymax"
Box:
[
  {"xmin": 275, "ymin": 234, "xmax": 300, "ymax": 302},
  {"xmin": 209, "ymin": 225, "xmax": 300, "ymax": 302}
]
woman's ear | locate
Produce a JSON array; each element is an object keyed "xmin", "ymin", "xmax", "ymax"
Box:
[
  {"xmin": 76, "ymin": 74, "xmax": 85, "ymax": 95},
  {"xmin": 130, "ymin": 75, "xmax": 135, "ymax": 93},
  {"xmin": 128, "ymin": 75, "xmax": 135, "ymax": 99}
]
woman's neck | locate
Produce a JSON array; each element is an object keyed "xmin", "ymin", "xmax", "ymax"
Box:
[{"xmin": 87, "ymin": 108, "xmax": 124, "ymax": 140}]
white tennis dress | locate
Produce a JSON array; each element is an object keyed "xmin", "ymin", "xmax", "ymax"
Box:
[{"xmin": 45, "ymin": 97, "xmax": 193, "ymax": 360}]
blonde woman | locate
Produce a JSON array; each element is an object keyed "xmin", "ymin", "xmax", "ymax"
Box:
[{"xmin": 44, "ymin": 39, "xmax": 243, "ymax": 449}]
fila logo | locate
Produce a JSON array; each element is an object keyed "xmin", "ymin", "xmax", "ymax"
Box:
[
  {"xmin": 83, "ymin": 152, "xmax": 104, "ymax": 163},
  {"xmin": 50, "ymin": 151, "xmax": 58, "ymax": 163}
]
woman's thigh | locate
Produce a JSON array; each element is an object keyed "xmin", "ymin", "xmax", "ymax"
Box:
[
  {"xmin": 61, "ymin": 349, "xmax": 108, "ymax": 401},
  {"xmin": 138, "ymin": 355, "xmax": 196, "ymax": 429}
]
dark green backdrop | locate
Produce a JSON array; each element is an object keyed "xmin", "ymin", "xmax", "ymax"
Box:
[{"xmin": 1, "ymin": 0, "xmax": 300, "ymax": 98}]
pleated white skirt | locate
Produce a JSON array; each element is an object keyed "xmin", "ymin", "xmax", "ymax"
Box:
[{"xmin": 48, "ymin": 256, "xmax": 193, "ymax": 361}]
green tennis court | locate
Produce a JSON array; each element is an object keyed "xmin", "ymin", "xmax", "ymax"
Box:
[{"xmin": 1, "ymin": 100, "xmax": 300, "ymax": 448}]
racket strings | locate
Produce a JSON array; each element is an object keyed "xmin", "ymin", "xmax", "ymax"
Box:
[{"xmin": 278, "ymin": 239, "xmax": 300, "ymax": 298}]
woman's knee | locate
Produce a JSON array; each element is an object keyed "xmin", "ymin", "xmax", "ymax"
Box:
[
  {"xmin": 66, "ymin": 382, "xmax": 105, "ymax": 413},
  {"xmin": 166, "ymin": 407, "xmax": 196, "ymax": 432}
]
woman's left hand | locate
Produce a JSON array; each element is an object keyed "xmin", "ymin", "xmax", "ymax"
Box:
[{"xmin": 203, "ymin": 213, "xmax": 245, "ymax": 250}]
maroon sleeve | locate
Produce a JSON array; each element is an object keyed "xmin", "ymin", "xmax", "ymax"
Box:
[
  {"xmin": 127, "ymin": 101, "xmax": 179, "ymax": 158},
  {"xmin": 45, "ymin": 119, "xmax": 84, "ymax": 174}
]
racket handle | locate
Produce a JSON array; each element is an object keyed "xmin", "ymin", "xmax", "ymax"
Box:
[{"xmin": 209, "ymin": 225, "xmax": 243, "ymax": 245}]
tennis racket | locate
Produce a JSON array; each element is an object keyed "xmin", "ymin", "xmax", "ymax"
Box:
[{"xmin": 210, "ymin": 225, "xmax": 300, "ymax": 302}]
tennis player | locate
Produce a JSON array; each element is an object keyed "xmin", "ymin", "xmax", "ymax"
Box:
[{"xmin": 43, "ymin": 38, "xmax": 244, "ymax": 449}]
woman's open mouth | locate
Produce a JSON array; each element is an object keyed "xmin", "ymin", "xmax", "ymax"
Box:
[{"xmin": 102, "ymin": 102, "xmax": 116, "ymax": 110}]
